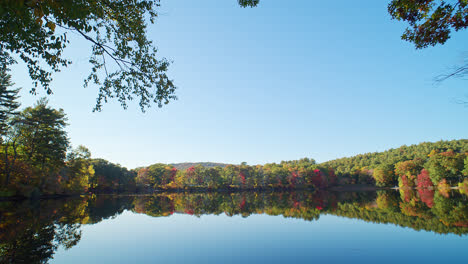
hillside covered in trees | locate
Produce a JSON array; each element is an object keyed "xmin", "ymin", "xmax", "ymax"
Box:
[
  {"xmin": 322, "ymin": 140, "xmax": 468, "ymax": 188},
  {"xmin": 134, "ymin": 139, "xmax": 467, "ymax": 192}
]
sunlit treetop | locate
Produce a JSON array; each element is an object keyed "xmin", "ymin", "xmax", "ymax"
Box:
[
  {"xmin": 0, "ymin": 0, "xmax": 176, "ymax": 111},
  {"xmin": 388, "ymin": 0, "xmax": 468, "ymax": 49},
  {"xmin": 238, "ymin": 0, "xmax": 259, "ymax": 8}
]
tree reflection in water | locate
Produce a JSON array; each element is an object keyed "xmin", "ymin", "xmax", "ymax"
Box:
[{"xmin": 1, "ymin": 190, "xmax": 467, "ymax": 263}]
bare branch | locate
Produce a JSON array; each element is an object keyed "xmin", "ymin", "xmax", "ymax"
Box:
[{"xmin": 435, "ymin": 64, "xmax": 468, "ymax": 83}]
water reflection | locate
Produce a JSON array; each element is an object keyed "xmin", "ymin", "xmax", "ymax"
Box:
[{"xmin": 1, "ymin": 190, "xmax": 467, "ymax": 263}]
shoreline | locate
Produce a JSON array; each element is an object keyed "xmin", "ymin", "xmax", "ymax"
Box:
[{"xmin": 0, "ymin": 185, "xmax": 463, "ymax": 201}]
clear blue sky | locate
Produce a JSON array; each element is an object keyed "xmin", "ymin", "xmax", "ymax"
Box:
[{"xmin": 10, "ymin": 0, "xmax": 468, "ymax": 169}]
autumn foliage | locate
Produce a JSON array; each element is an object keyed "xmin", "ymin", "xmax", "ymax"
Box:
[{"xmin": 417, "ymin": 169, "xmax": 433, "ymax": 189}]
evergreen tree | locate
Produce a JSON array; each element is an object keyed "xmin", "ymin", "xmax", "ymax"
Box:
[
  {"xmin": 0, "ymin": 54, "xmax": 21, "ymax": 187},
  {"xmin": 0, "ymin": 54, "xmax": 20, "ymax": 138}
]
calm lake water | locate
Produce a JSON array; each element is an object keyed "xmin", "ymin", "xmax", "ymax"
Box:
[{"xmin": 1, "ymin": 190, "xmax": 467, "ymax": 263}]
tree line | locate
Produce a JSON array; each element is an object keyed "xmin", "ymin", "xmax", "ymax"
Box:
[
  {"xmin": 135, "ymin": 140, "xmax": 467, "ymax": 191},
  {"xmin": 1, "ymin": 55, "xmax": 467, "ymax": 197},
  {"xmin": 135, "ymin": 158, "xmax": 336, "ymax": 191}
]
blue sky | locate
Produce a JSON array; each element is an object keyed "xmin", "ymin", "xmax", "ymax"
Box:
[{"xmin": 10, "ymin": 0, "xmax": 468, "ymax": 169}]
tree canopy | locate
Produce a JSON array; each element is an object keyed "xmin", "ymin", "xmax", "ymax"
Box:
[
  {"xmin": 388, "ymin": 0, "xmax": 468, "ymax": 49},
  {"xmin": 238, "ymin": 0, "xmax": 260, "ymax": 8},
  {"xmin": 2, "ymin": 0, "xmax": 466, "ymax": 112},
  {"xmin": 15, "ymin": 98, "xmax": 69, "ymax": 176},
  {"xmin": 0, "ymin": 0, "xmax": 176, "ymax": 111},
  {"xmin": 388, "ymin": 0, "xmax": 468, "ymax": 81},
  {"xmin": 0, "ymin": 0, "xmax": 264, "ymax": 111}
]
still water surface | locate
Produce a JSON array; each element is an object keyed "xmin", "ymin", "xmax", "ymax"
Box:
[{"xmin": 1, "ymin": 190, "xmax": 467, "ymax": 263}]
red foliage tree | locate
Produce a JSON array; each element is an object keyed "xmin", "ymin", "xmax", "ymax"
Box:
[
  {"xmin": 239, "ymin": 172, "xmax": 246, "ymax": 186},
  {"xmin": 417, "ymin": 169, "xmax": 433, "ymax": 189},
  {"xmin": 170, "ymin": 168, "xmax": 177, "ymax": 182},
  {"xmin": 289, "ymin": 171, "xmax": 298, "ymax": 188},
  {"xmin": 186, "ymin": 166, "xmax": 195, "ymax": 180},
  {"xmin": 312, "ymin": 169, "xmax": 324, "ymax": 188}
]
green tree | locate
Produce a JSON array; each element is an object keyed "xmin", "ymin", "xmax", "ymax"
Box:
[
  {"xmin": 203, "ymin": 167, "xmax": 223, "ymax": 189},
  {"xmin": 61, "ymin": 145, "xmax": 94, "ymax": 193},
  {"xmin": 388, "ymin": 0, "xmax": 468, "ymax": 49},
  {"xmin": 0, "ymin": 58, "xmax": 21, "ymax": 186},
  {"xmin": 373, "ymin": 163, "xmax": 396, "ymax": 187},
  {"xmin": 91, "ymin": 158, "xmax": 136, "ymax": 192},
  {"xmin": 222, "ymin": 165, "xmax": 239, "ymax": 187},
  {"xmin": 0, "ymin": 55, "xmax": 20, "ymax": 137},
  {"xmin": 0, "ymin": 0, "xmax": 176, "ymax": 111},
  {"xmin": 239, "ymin": 0, "xmax": 260, "ymax": 7},
  {"xmin": 426, "ymin": 150, "xmax": 466, "ymax": 185},
  {"xmin": 15, "ymin": 98, "xmax": 69, "ymax": 189},
  {"xmin": 135, "ymin": 163, "xmax": 169, "ymax": 189},
  {"xmin": 463, "ymin": 155, "xmax": 468, "ymax": 176}
]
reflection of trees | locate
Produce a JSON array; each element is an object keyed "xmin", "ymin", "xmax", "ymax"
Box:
[
  {"xmin": 334, "ymin": 190, "xmax": 468, "ymax": 235},
  {"xmin": 0, "ymin": 224, "xmax": 56, "ymax": 264},
  {"xmin": 132, "ymin": 192, "xmax": 329, "ymax": 221},
  {"xmin": 0, "ymin": 196, "xmax": 136, "ymax": 264},
  {"xmin": 1, "ymin": 190, "xmax": 468, "ymax": 263},
  {"xmin": 0, "ymin": 195, "xmax": 137, "ymax": 262},
  {"xmin": 376, "ymin": 190, "xmax": 399, "ymax": 211},
  {"xmin": 133, "ymin": 190, "xmax": 468, "ymax": 235},
  {"xmin": 55, "ymin": 224, "xmax": 82, "ymax": 250},
  {"xmin": 85, "ymin": 196, "xmax": 135, "ymax": 224},
  {"xmin": 0, "ymin": 199, "xmax": 89, "ymax": 264}
]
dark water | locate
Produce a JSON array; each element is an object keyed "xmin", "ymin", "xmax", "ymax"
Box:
[{"xmin": 1, "ymin": 190, "xmax": 467, "ymax": 263}]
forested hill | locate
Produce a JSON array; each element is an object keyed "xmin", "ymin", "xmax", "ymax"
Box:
[
  {"xmin": 170, "ymin": 162, "xmax": 230, "ymax": 170},
  {"xmin": 136, "ymin": 140, "xmax": 467, "ymax": 191},
  {"xmin": 171, "ymin": 140, "xmax": 468, "ymax": 173},
  {"xmin": 321, "ymin": 139, "xmax": 468, "ymax": 176}
]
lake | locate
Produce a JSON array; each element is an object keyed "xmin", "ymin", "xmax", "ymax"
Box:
[{"xmin": 1, "ymin": 190, "xmax": 467, "ymax": 263}]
